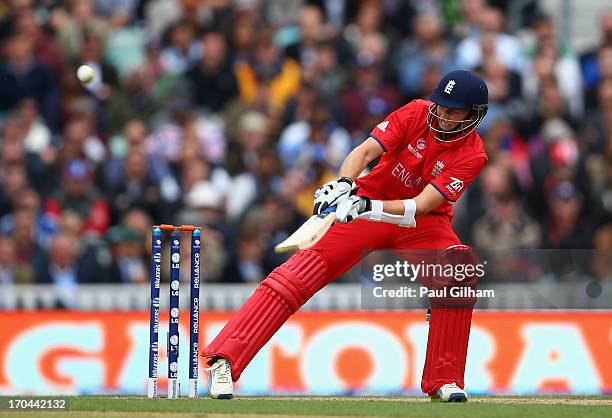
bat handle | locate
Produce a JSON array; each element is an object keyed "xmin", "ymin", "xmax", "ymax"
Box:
[{"xmin": 323, "ymin": 205, "xmax": 337, "ymax": 214}]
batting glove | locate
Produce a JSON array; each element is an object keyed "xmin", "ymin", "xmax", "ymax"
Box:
[
  {"xmin": 313, "ymin": 177, "xmax": 353, "ymax": 215},
  {"xmin": 336, "ymin": 195, "xmax": 372, "ymax": 223}
]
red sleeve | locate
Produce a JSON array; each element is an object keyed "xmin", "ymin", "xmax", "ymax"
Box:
[
  {"xmin": 369, "ymin": 102, "xmax": 417, "ymax": 153},
  {"xmin": 431, "ymin": 156, "xmax": 486, "ymax": 202}
]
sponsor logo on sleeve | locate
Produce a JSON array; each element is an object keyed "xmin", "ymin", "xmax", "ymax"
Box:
[{"xmin": 445, "ymin": 176, "xmax": 464, "ymax": 196}]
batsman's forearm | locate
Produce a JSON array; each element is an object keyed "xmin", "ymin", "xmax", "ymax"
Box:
[
  {"xmin": 382, "ymin": 200, "xmax": 407, "ymax": 216},
  {"xmin": 382, "ymin": 185, "xmax": 446, "ymax": 217},
  {"xmin": 338, "ymin": 149, "xmax": 370, "ymax": 180},
  {"xmin": 382, "ymin": 200, "xmax": 430, "ymax": 218},
  {"xmin": 338, "ymin": 138, "xmax": 384, "ymax": 180},
  {"xmin": 382, "ymin": 199, "xmax": 432, "ymax": 218}
]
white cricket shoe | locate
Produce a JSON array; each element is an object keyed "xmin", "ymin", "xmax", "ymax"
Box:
[
  {"xmin": 206, "ymin": 358, "xmax": 233, "ymax": 399},
  {"xmin": 435, "ymin": 382, "xmax": 468, "ymax": 402}
]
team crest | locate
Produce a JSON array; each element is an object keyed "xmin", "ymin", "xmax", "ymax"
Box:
[
  {"xmin": 444, "ymin": 80, "xmax": 456, "ymax": 94},
  {"xmin": 431, "ymin": 160, "xmax": 445, "ymax": 177},
  {"xmin": 416, "ymin": 138, "xmax": 426, "ymax": 150}
]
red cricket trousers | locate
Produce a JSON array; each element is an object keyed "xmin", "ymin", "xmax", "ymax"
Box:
[{"xmin": 204, "ymin": 214, "xmax": 473, "ymax": 395}]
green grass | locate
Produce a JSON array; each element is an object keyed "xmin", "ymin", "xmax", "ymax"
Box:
[{"xmin": 1, "ymin": 396, "xmax": 611, "ymax": 418}]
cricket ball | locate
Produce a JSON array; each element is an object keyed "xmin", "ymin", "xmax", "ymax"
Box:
[{"xmin": 77, "ymin": 64, "xmax": 95, "ymax": 84}]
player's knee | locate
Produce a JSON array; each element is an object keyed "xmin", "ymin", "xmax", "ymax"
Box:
[
  {"xmin": 262, "ymin": 250, "xmax": 327, "ymax": 312},
  {"xmin": 426, "ymin": 245, "xmax": 479, "ymax": 308}
]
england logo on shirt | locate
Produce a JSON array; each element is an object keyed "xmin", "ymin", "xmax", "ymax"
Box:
[{"xmin": 431, "ymin": 160, "xmax": 445, "ymax": 177}]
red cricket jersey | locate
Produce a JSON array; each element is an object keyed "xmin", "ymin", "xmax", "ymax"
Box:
[{"xmin": 355, "ymin": 99, "xmax": 488, "ymax": 221}]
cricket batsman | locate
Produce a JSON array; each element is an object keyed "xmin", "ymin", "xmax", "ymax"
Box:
[{"xmin": 204, "ymin": 69, "xmax": 489, "ymax": 402}]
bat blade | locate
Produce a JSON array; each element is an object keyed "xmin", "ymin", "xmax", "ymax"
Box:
[{"xmin": 274, "ymin": 212, "xmax": 337, "ymax": 253}]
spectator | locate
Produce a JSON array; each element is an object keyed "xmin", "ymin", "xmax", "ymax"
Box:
[
  {"xmin": 0, "ymin": 32, "xmax": 59, "ymax": 130},
  {"xmin": 472, "ymin": 165, "xmax": 541, "ymax": 250},
  {"xmin": 340, "ymin": 48, "xmax": 401, "ymax": 141},
  {"xmin": 0, "ymin": 111, "xmax": 53, "ymax": 195},
  {"xmin": 0, "ymin": 163, "xmax": 29, "ymax": 217},
  {"xmin": 522, "ymin": 13, "xmax": 583, "ymax": 120},
  {"xmin": 228, "ymin": 147, "xmax": 283, "ymax": 221},
  {"xmin": 472, "ymin": 192, "xmax": 542, "ymax": 250},
  {"xmin": 186, "ymin": 30, "xmax": 239, "ymax": 113},
  {"xmin": 456, "ymin": 6, "xmax": 523, "ymax": 73},
  {"xmin": 341, "ymin": 0, "xmax": 384, "ymax": 57},
  {"xmin": 0, "ymin": 235, "xmax": 34, "ymax": 284},
  {"xmin": 307, "ymin": 40, "xmax": 348, "ymax": 98},
  {"xmin": 145, "ymin": 106, "xmax": 226, "ymax": 167},
  {"xmin": 121, "ymin": 208, "xmax": 152, "ymax": 238},
  {"xmin": 527, "ymin": 128, "xmax": 584, "ymax": 219},
  {"xmin": 223, "ymin": 229, "xmax": 266, "ymax": 283},
  {"xmin": 394, "ymin": 11, "xmax": 457, "ymax": 100},
  {"xmin": 14, "ymin": 4, "xmax": 65, "ymax": 78},
  {"xmin": 44, "ymin": 159, "xmax": 110, "ymax": 236},
  {"xmin": 103, "ymin": 226, "xmax": 147, "ymax": 283},
  {"xmin": 543, "ymin": 182, "xmax": 594, "ymax": 249},
  {"xmin": 180, "ymin": 156, "xmax": 231, "ymax": 202},
  {"xmin": 234, "ymin": 27, "xmax": 301, "ymax": 113},
  {"xmin": 0, "ymin": 187, "xmax": 58, "ymax": 249},
  {"xmin": 278, "ymin": 100, "xmax": 350, "ymax": 171},
  {"xmin": 106, "ymin": 68, "xmax": 162, "ymax": 135},
  {"xmin": 580, "ymin": 9, "xmax": 612, "ymax": 109},
  {"xmin": 284, "ymin": 4, "xmax": 327, "ymax": 67},
  {"xmin": 55, "ymin": 115, "xmax": 106, "ymax": 169},
  {"xmin": 92, "ymin": 0, "xmax": 137, "ymax": 27},
  {"xmin": 106, "ymin": 120, "xmax": 179, "ymax": 206},
  {"xmin": 33, "ymin": 232, "xmax": 85, "ymax": 307},
  {"xmin": 226, "ymin": 14, "xmax": 257, "ymax": 64},
  {"xmin": 583, "ymin": 77, "xmax": 612, "ymax": 156},
  {"xmin": 54, "ymin": 0, "xmax": 109, "ymax": 61},
  {"xmin": 178, "ymin": 180, "xmax": 233, "ymax": 282},
  {"xmin": 523, "ymin": 76, "xmax": 575, "ymax": 138},
  {"xmin": 133, "ymin": 37, "xmax": 171, "ymax": 97},
  {"xmin": 478, "ymin": 53, "xmax": 523, "ymax": 128},
  {"xmin": 108, "ymin": 148, "xmax": 163, "ymax": 223},
  {"xmin": 160, "ymin": 20, "xmax": 201, "ymax": 75},
  {"xmin": 11, "ymin": 209, "xmax": 46, "ymax": 273},
  {"xmin": 226, "ymin": 111, "xmax": 269, "ymax": 174},
  {"xmin": 19, "ymin": 98, "xmax": 52, "ymax": 157}
]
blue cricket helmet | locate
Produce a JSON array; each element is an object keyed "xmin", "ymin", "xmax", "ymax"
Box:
[{"xmin": 427, "ymin": 69, "xmax": 489, "ymax": 142}]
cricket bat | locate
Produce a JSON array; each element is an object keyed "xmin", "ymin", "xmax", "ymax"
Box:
[{"xmin": 274, "ymin": 207, "xmax": 336, "ymax": 253}]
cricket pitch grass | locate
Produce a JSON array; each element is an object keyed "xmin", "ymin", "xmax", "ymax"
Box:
[{"xmin": 1, "ymin": 396, "xmax": 612, "ymax": 418}]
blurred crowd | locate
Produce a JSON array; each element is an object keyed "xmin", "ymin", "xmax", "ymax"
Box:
[{"xmin": 1, "ymin": 0, "xmax": 612, "ymax": 293}]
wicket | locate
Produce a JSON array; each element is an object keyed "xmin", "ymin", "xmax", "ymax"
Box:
[{"xmin": 147, "ymin": 225, "xmax": 202, "ymax": 399}]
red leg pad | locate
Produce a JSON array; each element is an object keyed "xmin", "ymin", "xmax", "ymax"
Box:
[
  {"xmin": 421, "ymin": 307, "xmax": 473, "ymax": 396},
  {"xmin": 203, "ymin": 250, "xmax": 327, "ymax": 381}
]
